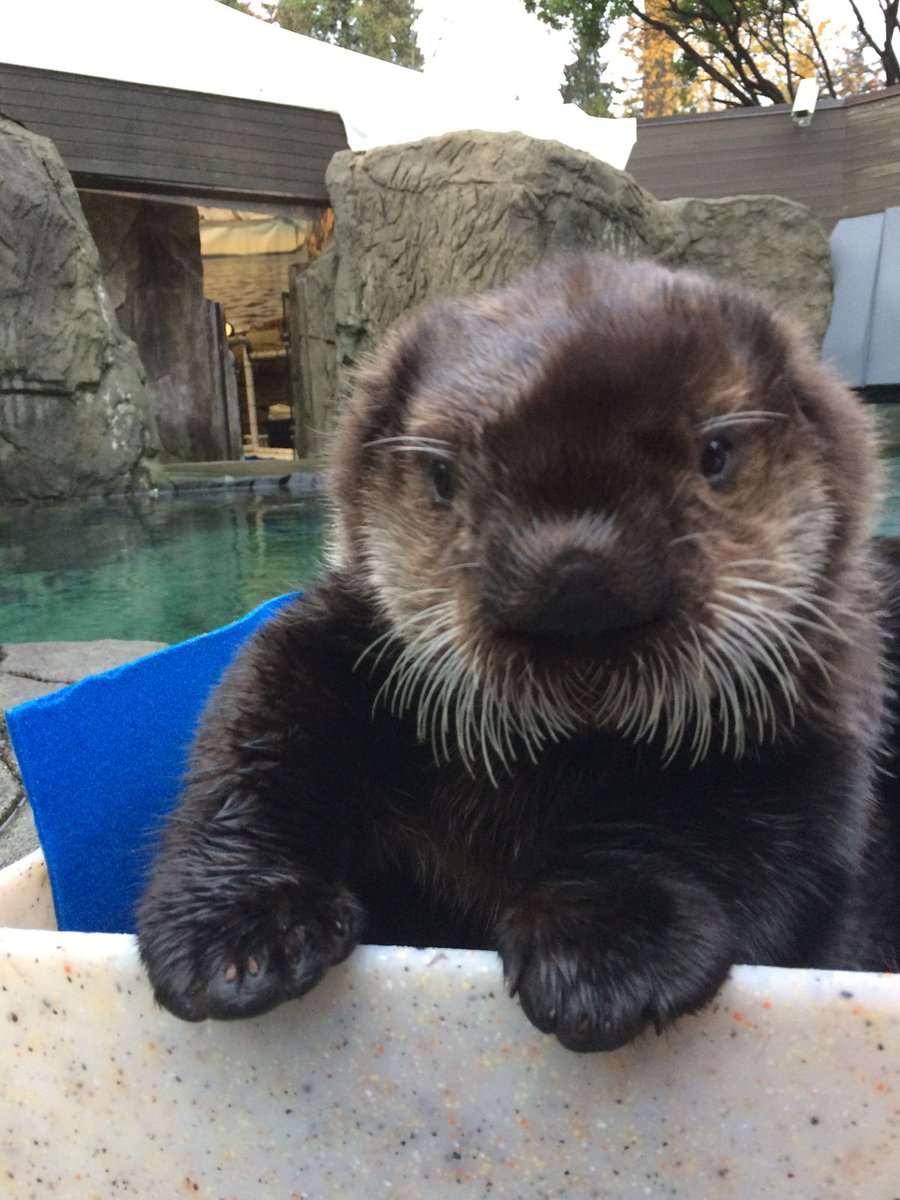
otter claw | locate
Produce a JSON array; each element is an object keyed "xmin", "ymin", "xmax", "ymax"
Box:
[{"xmin": 139, "ymin": 882, "xmax": 366, "ymax": 1022}]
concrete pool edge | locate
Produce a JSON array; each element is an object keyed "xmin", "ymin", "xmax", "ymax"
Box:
[
  {"xmin": 3, "ymin": 632, "xmax": 900, "ymax": 1193},
  {"xmin": 1, "ymin": 848, "xmax": 899, "ymax": 1197},
  {"xmin": 149, "ymin": 462, "xmax": 327, "ymax": 498}
]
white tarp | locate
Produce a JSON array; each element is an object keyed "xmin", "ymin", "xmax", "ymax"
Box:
[
  {"xmin": 1, "ymin": 0, "xmax": 636, "ymax": 171},
  {"xmin": 199, "ymin": 212, "xmax": 307, "ymax": 257}
]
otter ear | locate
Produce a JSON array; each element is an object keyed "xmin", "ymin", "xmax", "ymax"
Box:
[
  {"xmin": 354, "ymin": 327, "xmax": 425, "ymax": 447},
  {"xmin": 330, "ymin": 319, "xmax": 425, "ymax": 485},
  {"xmin": 327, "ymin": 315, "xmax": 430, "ymax": 571},
  {"xmin": 784, "ymin": 342, "xmax": 881, "ymax": 549}
]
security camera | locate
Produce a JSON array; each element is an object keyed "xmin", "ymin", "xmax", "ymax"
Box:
[{"xmin": 792, "ymin": 78, "xmax": 819, "ymax": 127}]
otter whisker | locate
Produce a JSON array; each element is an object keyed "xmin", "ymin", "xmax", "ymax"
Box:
[
  {"xmin": 668, "ymin": 531, "xmax": 711, "ymax": 548},
  {"xmin": 363, "ymin": 435, "xmax": 453, "ymax": 451},
  {"xmin": 415, "ymin": 640, "xmax": 456, "ymax": 764},
  {"xmin": 430, "ymin": 643, "xmax": 476, "ymax": 748},
  {"xmin": 478, "ymin": 676, "xmax": 507, "ymax": 788},
  {"xmin": 456, "ymin": 654, "xmax": 480, "ymax": 770},
  {"xmin": 723, "ymin": 563, "xmax": 856, "ymax": 608},
  {"xmin": 717, "ymin": 593, "xmax": 838, "ymax": 685},
  {"xmin": 698, "ymin": 634, "xmax": 743, "ymax": 755},
  {"xmin": 697, "ymin": 410, "xmax": 790, "ymax": 436},
  {"xmin": 708, "ymin": 601, "xmax": 800, "ymax": 724},
  {"xmin": 501, "ymin": 653, "xmax": 524, "ymax": 764},
  {"xmin": 632, "ymin": 652, "xmax": 667, "ymax": 745},
  {"xmin": 710, "ymin": 598, "xmax": 805, "ymax": 682},
  {"xmin": 356, "ymin": 598, "xmax": 454, "ymax": 673},
  {"xmin": 401, "ymin": 586, "xmax": 452, "ymax": 599},
  {"xmin": 718, "ymin": 631, "xmax": 775, "ymax": 744},
  {"xmin": 395, "ymin": 629, "xmax": 457, "ymax": 716},
  {"xmin": 412, "ymin": 629, "xmax": 462, "ymax": 712},
  {"xmin": 683, "ymin": 630, "xmax": 714, "ymax": 763},
  {"xmin": 513, "ymin": 660, "xmax": 545, "ymax": 767},
  {"xmin": 371, "ymin": 605, "xmax": 456, "ymax": 712},
  {"xmin": 664, "ymin": 637, "xmax": 708, "ymax": 763},
  {"xmin": 655, "ymin": 645, "xmax": 683, "ymax": 758},
  {"xmin": 386, "ymin": 447, "xmax": 454, "ymax": 459},
  {"xmin": 714, "ymin": 603, "xmax": 803, "ymax": 707},
  {"xmin": 707, "ymin": 620, "xmax": 778, "ymax": 746},
  {"xmin": 363, "ymin": 530, "xmax": 855, "ymax": 779},
  {"xmin": 720, "ymin": 576, "xmax": 853, "ymax": 640},
  {"xmin": 473, "ymin": 650, "xmax": 521, "ymax": 777},
  {"xmin": 416, "ymin": 636, "xmax": 467, "ymax": 766}
]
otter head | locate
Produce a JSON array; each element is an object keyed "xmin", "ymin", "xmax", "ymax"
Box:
[{"xmin": 329, "ymin": 255, "xmax": 881, "ymax": 777}]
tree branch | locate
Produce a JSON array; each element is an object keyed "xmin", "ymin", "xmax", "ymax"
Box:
[
  {"xmin": 641, "ymin": 2, "xmax": 788, "ymax": 103},
  {"xmin": 846, "ymin": 0, "xmax": 899, "ymax": 82}
]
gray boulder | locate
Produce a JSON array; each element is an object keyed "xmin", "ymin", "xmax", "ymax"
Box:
[
  {"xmin": 289, "ymin": 130, "xmax": 832, "ymax": 450},
  {"xmin": 327, "ymin": 129, "xmax": 685, "ymax": 355},
  {"xmin": 664, "ymin": 194, "xmax": 833, "ymax": 341},
  {"xmin": 0, "ymin": 116, "xmax": 158, "ymax": 501}
]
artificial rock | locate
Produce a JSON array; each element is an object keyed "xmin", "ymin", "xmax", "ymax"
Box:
[
  {"xmin": 289, "ymin": 130, "xmax": 833, "ymax": 446},
  {"xmin": 0, "ymin": 116, "xmax": 158, "ymax": 501}
]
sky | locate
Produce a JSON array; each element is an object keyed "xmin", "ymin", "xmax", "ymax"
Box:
[
  {"xmin": 242, "ymin": 0, "xmax": 889, "ymax": 112},
  {"xmin": 413, "ymin": 0, "xmax": 884, "ymax": 111},
  {"xmin": 414, "ymin": 0, "xmax": 578, "ymax": 106}
]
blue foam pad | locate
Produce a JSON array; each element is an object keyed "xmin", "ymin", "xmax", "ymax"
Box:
[{"xmin": 4, "ymin": 593, "xmax": 299, "ymax": 934}]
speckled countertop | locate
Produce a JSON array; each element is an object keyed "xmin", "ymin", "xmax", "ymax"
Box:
[{"xmin": 1, "ymin": 850, "xmax": 899, "ymax": 1199}]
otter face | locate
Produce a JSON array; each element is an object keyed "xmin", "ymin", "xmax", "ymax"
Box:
[{"xmin": 330, "ymin": 256, "xmax": 880, "ymax": 777}]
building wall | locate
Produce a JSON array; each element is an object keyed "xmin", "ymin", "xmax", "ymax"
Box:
[
  {"xmin": 0, "ymin": 63, "xmax": 348, "ymax": 205},
  {"xmin": 627, "ymin": 89, "xmax": 900, "ymax": 231},
  {"xmin": 845, "ymin": 92, "xmax": 900, "ymax": 220}
]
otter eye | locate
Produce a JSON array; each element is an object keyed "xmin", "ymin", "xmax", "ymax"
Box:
[
  {"xmin": 428, "ymin": 456, "xmax": 454, "ymax": 506},
  {"xmin": 700, "ymin": 437, "xmax": 732, "ymax": 483}
]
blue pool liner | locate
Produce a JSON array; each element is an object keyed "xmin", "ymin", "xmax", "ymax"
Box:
[{"xmin": 4, "ymin": 593, "xmax": 300, "ymax": 935}]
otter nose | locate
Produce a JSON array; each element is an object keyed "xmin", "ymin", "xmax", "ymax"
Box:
[
  {"xmin": 522, "ymin": 557, "xmax": 642, "ymax": 638},
  {"xmin": 489, "ymin": 552, "xmax": 670, "ymax": 641}
]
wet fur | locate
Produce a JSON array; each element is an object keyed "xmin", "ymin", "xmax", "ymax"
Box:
[{"xmin": 138, "ymin": 255, "xmax": 900, "ymax": 1051}]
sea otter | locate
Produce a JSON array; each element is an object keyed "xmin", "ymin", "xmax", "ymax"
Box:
[{"xmin": 137, "ymin": 254, "xmax": 900, "ymax": 1051}]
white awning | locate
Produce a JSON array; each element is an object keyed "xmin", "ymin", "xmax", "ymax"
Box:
[{"xmin": 2, "ymin": 0, "xmax": 636, "ymax": 171}]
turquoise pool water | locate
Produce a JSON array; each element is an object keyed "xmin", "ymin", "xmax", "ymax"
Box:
[
  {"xmin": 881, "ymin": 453, "xmax": 900, "ymax": 538},
  {"xmin": 2, "ymin": 452, "xmax": 900, "ymax": 647},
  {"xmin": 0, "ymin": 492, "xmax": 327, "ymax": 644}
]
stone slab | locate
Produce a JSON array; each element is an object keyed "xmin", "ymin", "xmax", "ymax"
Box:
[
  {"xmin": 0, "ymin": 639, "xmax": 168, "ymax": 685},
  {"xmin": 0, "ymin": 640, "xmax": 167, "ymax": 867}
]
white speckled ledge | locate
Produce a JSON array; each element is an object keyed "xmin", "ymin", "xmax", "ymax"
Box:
[{"xmin": 1, "ymin": 851, "xmax": 899, "ymax": 1198}]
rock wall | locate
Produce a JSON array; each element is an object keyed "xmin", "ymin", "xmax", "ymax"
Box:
[
  {"xmin": 290, "ymin": 130, "xmax": 833, "ymax": 453},
  {"xmin": 661, "ymin": 194, "xmax": 833, "ymax": 339},
  {"xmin": 80, "ymin": 194, "xmax": 229, "ymax": 463},
  {"xmin": 0, "ymin": 117, "xmax": 158, "ymax": 501},
  {"xmin": 288, "ymin": 251, "xmax": 339, "ymax": 459}
]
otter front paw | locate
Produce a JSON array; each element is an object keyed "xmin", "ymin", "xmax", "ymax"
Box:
[
  {"xmin": 137, "ymin": 877, "xmax": 365, "ymax": 1022},
  {"xmin": 496, "ymin": 881, "xmax": 732, "ymax": 1052}
]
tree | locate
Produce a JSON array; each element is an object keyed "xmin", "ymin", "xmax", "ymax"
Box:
[
  {"xmin": 560, "ymin": 41, "xmax": 623, "ymax": 114},
  {"xmin": 524, "ymin": 0, "xmax": 897, "ymax": 109},
  {"xmin": 846, "ymin": 0, "xmax": 900, "ymax": 86},
  {"xmin": 639, "ymin": 0, "xmax": 688, "ymax": 115},
  {"xmin": 266, "ymin": 0, "xmax": 424, "ymax": 70}
]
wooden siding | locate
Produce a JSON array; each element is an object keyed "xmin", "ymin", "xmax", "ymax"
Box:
[
  {"xmin": 0, "ymin": 63, "xmax": 349, "ymax": 205},
  {"xmin": 845, "ymin": 92, "xmax": 900, "ymax": 219},
  {"xmin": 4, "ymin": 63, "xmax": 898, "ymax": 226},
  {"xmin": 627, "ymin": 90, "xmax": 900, "ymax": 230}
]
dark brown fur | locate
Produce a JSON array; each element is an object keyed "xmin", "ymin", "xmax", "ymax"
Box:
[{"xmin": 138, "ymin": 255, "xmax": 900, "ymax": 1051}]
